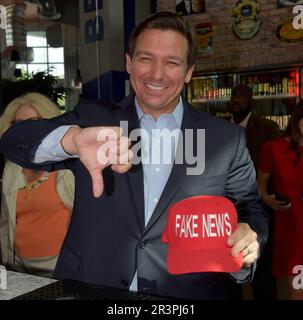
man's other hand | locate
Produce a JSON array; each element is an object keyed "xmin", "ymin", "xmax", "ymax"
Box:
[{"xmin": 227, "ymin": 223, "xmax": 259, "ymax": 268}]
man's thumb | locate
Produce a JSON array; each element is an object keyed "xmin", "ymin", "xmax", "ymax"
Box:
[{"xmin": 90, "ymin": 169, "xmax": 104, "ymax": 198}]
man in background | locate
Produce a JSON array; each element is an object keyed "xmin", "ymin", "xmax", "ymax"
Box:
[
  {"xmin": 229, "ymin": 84, "xmax": 280, "ymax": 300},
  {"xmin": 230, "ymin": 85, "xmax": 280, "ymax": 170}
]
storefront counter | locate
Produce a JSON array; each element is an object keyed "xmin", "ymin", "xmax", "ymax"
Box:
[
  {"xmin": 0, "ymin": 270, "xmax": 167, "ymax": 300},
  {"xmin": 0, "ymin": 270, "xmax": 56, "ymax": 300}
]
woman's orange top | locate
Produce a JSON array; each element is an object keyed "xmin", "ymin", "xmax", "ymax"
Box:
[{"xmin": 15, "ymin": 171, "xmax": 71, "ymax": 258}]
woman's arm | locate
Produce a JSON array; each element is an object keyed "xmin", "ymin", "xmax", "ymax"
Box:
[{"xmin": 258, "ymin": 171, "xmax": 290, "ymax": 211}]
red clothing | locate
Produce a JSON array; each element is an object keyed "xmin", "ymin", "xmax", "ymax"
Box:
[{"xmin": 259, "ymin": 138, "xmax": 303, "ymax": 277}]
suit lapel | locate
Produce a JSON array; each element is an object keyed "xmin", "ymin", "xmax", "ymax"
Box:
[
  {"xmin": 142, "ymin": 101, "xmax": 202, "ymax": 236},
  {"xmin": 114, "ymin": 99, "xmax": 145, "ymax": 232}
]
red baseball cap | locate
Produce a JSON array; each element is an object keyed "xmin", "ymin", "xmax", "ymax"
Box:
[{"xmin": 162, "ymin": 195, "xmax": 243, "ymax": 274}]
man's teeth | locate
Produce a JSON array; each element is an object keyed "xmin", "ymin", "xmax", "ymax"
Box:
[{"xmin": 146, "ymin": 84, "xmax": 165, "ymax": 90}]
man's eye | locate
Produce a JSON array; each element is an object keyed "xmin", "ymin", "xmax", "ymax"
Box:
[
  {"xmin": 167, "ymin": 61, "xmax": 179, "ymax": 67},
  {"xmin": 140, "ymin": 57, "xmax": 151, "ymax": 62}
]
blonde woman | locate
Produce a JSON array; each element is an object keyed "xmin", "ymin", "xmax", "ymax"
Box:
[{"xmin": 0, "ymin": 92, "xmax": 75, "ymax": 278}]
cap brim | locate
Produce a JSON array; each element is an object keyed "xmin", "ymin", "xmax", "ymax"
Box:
[{"xmin": 166, "ymin": 247, "xmax": 243, "ymax": 274}]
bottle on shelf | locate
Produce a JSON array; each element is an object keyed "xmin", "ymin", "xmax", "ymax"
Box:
[
  {"xmin": 252, "ymin": 76, "xmax": 259, "ymax": 96},
  {"xmin": 264, "ymin": 82, "xmax": 270, "ymax": 95},
  {"xmin": 288, "ymin": 79, "xmax": 296, "ymax": 95},
  {"xmin": 275, "ymin": 77, "xmax": 282, "ymax": 95},
  {"xmin": 282, "ymin": 77, "xmax": 289, "ymax": 95},
  {"xmin": 264, "ymin": 114, "xmax": 291, "ymax": 131},
  {"xmin": 247, "ymin": 76, "xmax": 253, "ymax": 89},
  {"xmin": 258, "ymin": 82, "xmax": 264, "ymax": 96},
  {"xmin": 270, "ymin": 79, "xmax": 276, "ymax": 95}
]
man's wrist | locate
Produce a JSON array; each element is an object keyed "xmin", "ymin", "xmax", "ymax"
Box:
[{"xmin": 61, "ymin": 126, "xmax": 81, "ymax": 156}]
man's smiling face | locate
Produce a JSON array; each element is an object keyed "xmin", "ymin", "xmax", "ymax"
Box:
[{"xmin": 126, "ymin": 29, "xmax": 194, "ymax": 119}]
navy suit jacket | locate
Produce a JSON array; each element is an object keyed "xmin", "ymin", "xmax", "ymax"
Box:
[{"xmin": 0, "ymin": 97, "xmax": 268, "ymax": 299}]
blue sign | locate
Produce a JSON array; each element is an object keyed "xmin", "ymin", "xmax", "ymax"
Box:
[
  {"xmin": 84, "ymin": 0, "xmax": 103, "ymax": 13},
  {"xmin": 83, "ymin": 0, "xmax": 104, "ymax": 44}
]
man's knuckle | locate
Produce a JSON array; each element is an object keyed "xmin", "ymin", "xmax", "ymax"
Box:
[{"xmin": 251, "ymin": 231, "xmax": 257, "ymax": 240}]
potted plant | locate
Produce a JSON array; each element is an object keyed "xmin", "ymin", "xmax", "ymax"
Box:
[{"xmin": 0, "ymin": 69, "xmax": 72, "ymax": 115}]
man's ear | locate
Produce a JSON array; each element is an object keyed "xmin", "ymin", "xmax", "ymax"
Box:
[
  {"xmin": 185, "ymin": 65, "xmax": 195, "ymax": 84},
  {"xmin": 125, "ymin": 53, "xmax": 132, "ymax": 75}
]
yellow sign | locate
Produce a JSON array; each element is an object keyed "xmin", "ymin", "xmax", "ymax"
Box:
[{"xmin": 275, "ymin": 16, "xmax": 303, "ymax": 42}]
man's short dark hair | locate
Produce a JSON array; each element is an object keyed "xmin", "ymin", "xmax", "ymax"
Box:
[
  {"xmin": 127, "ymin": 11, "xmax": 197, "ymax": 69},
  {"xmin": 231, "ymin": 84, "xmax": 253, "ymax": 100}
]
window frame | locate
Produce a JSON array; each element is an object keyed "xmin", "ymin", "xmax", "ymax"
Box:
[{"xmin": 17, "ymin": 30, "xmax": 65, "ymax": 79}]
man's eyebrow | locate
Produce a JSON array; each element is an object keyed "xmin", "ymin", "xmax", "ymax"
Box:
[
  {"xmin": 135, "ymin": 51, "xmax": 185, "ymax": 62},
  {"xmin": 166, "ymin": 56, "xmax": 184, "ymax": 62},
  {"xmin": 134, "ymin": 50, "xmax": 152, "ymax": 56}
]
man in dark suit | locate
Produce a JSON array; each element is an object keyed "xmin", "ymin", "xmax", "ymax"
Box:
[
  {"xmin": 229, "ymin": 84, "xmax": 280, "ymax": 300},
  {"xmin": 230, "ymin": 85, "xmax": 280, "ymax": 170},
  {"xmin": 0, "ymin": 12, "xmax": 267, "ymax": 299}
]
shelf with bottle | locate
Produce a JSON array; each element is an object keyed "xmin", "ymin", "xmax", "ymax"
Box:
[
  {"xmin": 191, "ymin": 95, "xmax": 231, "ymax": 103},
  {"xmin": 211, "ymin": 112, "xmax": 290, "ymax": 131},
  {"xmin": 198, "ymin": 109, "xmax": 290, "ymax": 130},
  {"xmin": 263, "ymin": 115, "xmax": 291, "ymax": 131},
  {"xmin": 240, "ymin": 69, "xmax": 298, "ymax": 100},
  {"xmin": 253, "ymin": 94, "xmax": 296, "ymax": 100},
  {"xmin": 187, "ymin": 67, "xmax": 300, "ymax": 131},
  {"xmin": 188, "ymin": 74, "xmax": 234, "ymax": 104},
  {"xmin": 190, "ymin": 90, "xmax": 296, "ymax": 103},
  {"xmin": 188, "ymin": 68, "xmax": 300, "ymax": 104}
]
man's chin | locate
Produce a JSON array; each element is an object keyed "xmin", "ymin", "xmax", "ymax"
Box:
[
  {"xmin": 144, "ymin": 99, "xmax": 168, "ymax": 110},
  {"xmin": 231, "ymin": 110, "xmax": 250, "ymax": 118}
]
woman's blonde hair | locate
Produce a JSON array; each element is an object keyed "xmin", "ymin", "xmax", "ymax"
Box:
[{"xmin": 0, "ymin": 92, "xmax": 61, "ymax": 137}]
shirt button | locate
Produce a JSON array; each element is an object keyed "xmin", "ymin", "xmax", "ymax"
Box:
[
  {"xmin": 52, "ymin": 151, "xmax": 57, "ymax": 156},
  {"xmin": 139, "ymin": 241, "xmax": 147, "ymax": 249},
  {"xmin": 154, "ymin": 198, "xmax": 158, "ymax": 203},
  {"xmin": 48, "ymin": 142, "xmax": 53, "ymax": 147},
  {"xmin": 155, "ymin": 167, "xmax": 160, "ymax": 172}
]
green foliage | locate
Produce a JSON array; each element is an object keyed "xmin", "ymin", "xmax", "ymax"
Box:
[{"xmin": 0, "ymin": 69, "xmax": 72, "ymax": 113}]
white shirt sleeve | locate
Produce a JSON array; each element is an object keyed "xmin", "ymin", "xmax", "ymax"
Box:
[{"xmin": 34, "ymin": 125, "xmax": 79, "ymax": 163}]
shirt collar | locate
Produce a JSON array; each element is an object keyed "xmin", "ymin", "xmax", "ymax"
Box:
[
  {"xmin": 135, "ymin": 96, "xmax": 184, "ymax": 128},
  {"xmin": 231, "ymin": 111, "xmax": 252, "ymax": 128}
]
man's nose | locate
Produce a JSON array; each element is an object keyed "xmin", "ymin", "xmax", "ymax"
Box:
[{"xmin": 150, "ymin": 62, "xmax": 165, "ymax": 80}]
